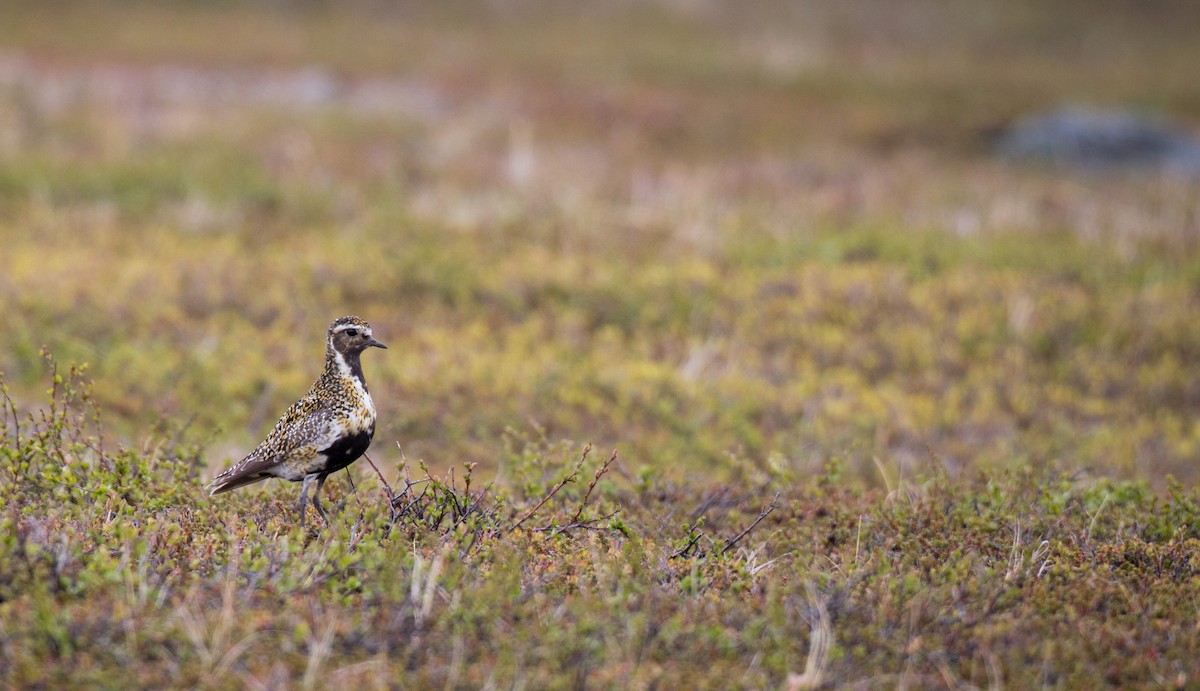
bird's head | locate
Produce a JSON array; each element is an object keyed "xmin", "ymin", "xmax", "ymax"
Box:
[{"xmin": 328, "ymin": 315, "xmax": 387, "ymax": 356}]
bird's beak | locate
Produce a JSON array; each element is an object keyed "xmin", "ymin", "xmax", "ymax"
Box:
[{"xmin": 367, "ymin": 336, "xmax": 388, "ymax": 349}]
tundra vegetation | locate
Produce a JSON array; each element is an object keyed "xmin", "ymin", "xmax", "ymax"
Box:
[{"xmin": 2, "ymin": 1, "xmax": 1200, "ymax": 687}]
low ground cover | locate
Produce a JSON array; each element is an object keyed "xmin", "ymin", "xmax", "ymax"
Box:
[{"xmin": 3, "ymin": 0, "xmax": 1200, "ymax": 686}]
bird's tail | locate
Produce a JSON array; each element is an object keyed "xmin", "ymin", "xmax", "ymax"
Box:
[{"xmin": 208, "ymin": 471, "xmax": 269, "ymax": 496}]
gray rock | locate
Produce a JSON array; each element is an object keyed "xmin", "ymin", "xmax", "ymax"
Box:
[{"xmin": 995, "ymin": 107, "xmax": 1200, "ymax": 174}]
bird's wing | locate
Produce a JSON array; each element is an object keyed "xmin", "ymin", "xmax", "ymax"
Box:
[{"xmin": 208, "ymin": 403, "xmax": 339, "ymax": 494}]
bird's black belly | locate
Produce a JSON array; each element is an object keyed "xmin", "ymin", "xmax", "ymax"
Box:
[{"xmin": 318, "ymin": 427, "xmax": 374, "ymax": 476}]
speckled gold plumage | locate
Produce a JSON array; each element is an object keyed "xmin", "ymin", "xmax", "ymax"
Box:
[{"xmin": 208, "ymin": 316, "xmax": 386, "ymax": 526}]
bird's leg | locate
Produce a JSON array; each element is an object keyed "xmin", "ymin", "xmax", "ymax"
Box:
[
  {"xmin": 311, "ymin": 474, "xmax": 331, "ymax": 525},
  {"xmin": 299, "ymin": 474, "xmax": 319, "ymax": 529}
]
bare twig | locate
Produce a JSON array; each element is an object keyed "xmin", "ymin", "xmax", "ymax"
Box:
[
  {"xmin": 671, "ymin": 530, "xmax": 705, "ymax": 559},
  {"xmin": 343, "ymin": 466, "xmax": 365, "ymax": 517},
  {"xmin": 535, "ymin": 449, "xmax": 619, "ymax": 537},
  {"xmin": 394, "ymin": 484, "xmax": 431, "ymax": 520},
  {"xmin": 450, "ymin": 482, "xmax": 493, "ymax": 531},
  {"xmin": 537, "ymin": 508, "xmax": 621, "ymax": 537},
  {"xmin": 363, "ymin": 452, "xmax": 395, "ymax": 502},
  {"xmin": 361, "ymin": 452, "xmax": 396, "ymax": 522},
  {"xmin": 722, "ymin": 491, "xmax": 781, "ymax": 555},
  {"xmin": 396, "ymin": 443, "xmax": 412, "ymax": 501},
  {"xmin": 570, "ymin": 449, "xmax": 617, "ymax": 525},
  {"xmin": 2, "ymin": 377, "xmax": 20, "ymax": 450},
  {"xmin": 510, "ymin": 443, "xmax": 591, "ymax": 533}
]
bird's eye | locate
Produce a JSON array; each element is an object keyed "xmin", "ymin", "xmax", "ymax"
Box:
[{"xmin": 346, "ymin": 328, "xmax": 359, "ymax": 337}]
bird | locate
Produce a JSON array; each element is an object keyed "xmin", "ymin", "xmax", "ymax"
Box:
[{"xmin": 208, "ymin": 315, "xmax": 387, "ymax": 528}]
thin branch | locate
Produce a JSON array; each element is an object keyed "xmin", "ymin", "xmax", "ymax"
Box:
[
  {"xmin": 396, "ymin": 442, "xmax": 412, "ymax": 501},
  {"xmin": 343, "ymin": 466, "xmax": 365, "ymax": 516},
  {"xmin": 671, "ymin": 531, "xmax": 704, "ymax": 559},
  {"xmin": 394, "ymin": 484, "xmax": 431, "ymax": 519},
  {"xmin": 570, "ymin": 449, "xmax": 617, "ymax": 525},
  {"xmin": 510, "ymin": 443, "xmax": 591, "ymax": 533},
  {"xmin": 390, "ymin": 477, "xmax": 431, "ymax": 507},
  {"xmin": 722, "ymin": 491, "xmax": 781, "ymax": 555},
  {"xmin": 363, "ymin": 452, "xmax": 395, "ymax": 502},
  {"xmin": 361, "ymin": 452, "xmax": 397, "ymax": 522},
  {"xmin": 537, "ymin": 508, "xmax": 621, "ymax": 537},
  {"xmin": 450, "ymin": 482, "xmax": 493, "ymax": 531}
]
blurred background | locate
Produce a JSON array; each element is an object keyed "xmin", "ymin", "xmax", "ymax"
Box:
[{"xmin": 2, "ymin": 0, "xmax": 1199, "ymax": 485}]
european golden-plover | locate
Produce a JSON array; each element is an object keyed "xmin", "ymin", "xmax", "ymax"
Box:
[{"xmin": 208, "ymin": 315, "xmax": 386, "ymax": 527}]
